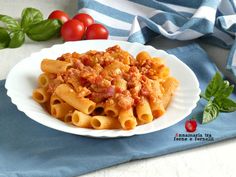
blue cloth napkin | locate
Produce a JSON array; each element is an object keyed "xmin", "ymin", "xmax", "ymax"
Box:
[
  {"xmin": 1, "ymin": 43, "xmax": 236, "ymax": 177},
  {"xmin": 78, "ymin": 0, "xmax": 236, "ymax": 77}
]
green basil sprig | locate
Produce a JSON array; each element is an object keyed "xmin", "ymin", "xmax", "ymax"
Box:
[
  {"xmin": 200, "ymin": 72, "xmax": 236, "ymax": 124},
  {"xmin": 8, "ymin": 30, "xmax": 25, "ymax": 48},
  {"xmin": 21, "ymin": 7, "xmax": 43, "ymax": 32},
  {"xmin": 0, "ymin": 14, "xmax": 21, "ymax": 31},
  {"xmin": 27, "ymin": 19, "xmax": 61, "ymax": 41},
  {"xmin": 0, "ymin": 27, "xmax": 10, "ymax": 49},
  {"xmin": 0, "ymin": 7, "xmax": 62, "ymax": 49},
  {"xmin": 0, "ymin": 14, "xmax": 25, "ymax": 48}
]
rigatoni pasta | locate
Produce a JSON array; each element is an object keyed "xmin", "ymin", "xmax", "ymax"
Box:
[
  {"xmin": 91, "ymin": 116, "xmax": 120, "ymax": 129},
  {"xmin": 32, "ymin": 88, "xmax": 49, "ymax": 103},
  {"xmin": 136, "ymin": 98, "xmax": 153, "ymax": 123},
  {"xmin": 118, "ymin": 108, "xmax": 137, "ymax": 130},
  {"xmin": 51, "ymin": 103, "xmax": 73, "ymax": 120},
  {"xmin": 64, "ymin": 111, "xmax": 73, "ymax": 123},
  {"xmin": 72, "ymin": 110, "xmax": 92, "ymax": 128},
  {"xmin": 93, "ymin": 103, "xmax": 105, "ymax": 115},
  {"xmin": 55, "ymin": 84, "xmax": 96, "ymax": 114},
  {"xmin": 41, "ymin": 59, "xmax": 72, "ymax": 74},
  {"xmin": 32, "ymin": 45, "xmax": 179, "ymax": 130}
]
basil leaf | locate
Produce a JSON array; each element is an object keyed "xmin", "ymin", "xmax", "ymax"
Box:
[
  {"xmin": 214, "ymin": 97, "xmax": 236, "ymax": 112},
  {"xmin": 8, "ymin": 30, "xmax": 25, "ymax": 48},
  {"xmin": 21, "ymin": 7, "xmax": 43, "ymax": 32},
  {"xmin": 0, "ymin": 27, "xmax": 10, "ymax": 49},
  {"xmin": 0, "ymin": 14, "xmax": 21, "ymax": 31},
  {"xmin": 214, "ymin": 81, "xmax": 234, "ymax": 99},
  {"xmin": 202, "ymin": 100, "xmax": 219, "ymax": 124},
  {"xmin": 205, "ymin": 72, "xmax": 222, "ymax": 98},
  {"xmin": 26, "ymin": 19, "xmax": 61, "ymax": 41}
]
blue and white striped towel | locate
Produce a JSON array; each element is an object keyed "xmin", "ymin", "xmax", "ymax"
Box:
[{"xmin": 78, "ymin": 0, "xmax": 236, "ymax": 76}]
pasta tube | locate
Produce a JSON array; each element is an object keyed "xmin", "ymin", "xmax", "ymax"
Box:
[
  {"xmin": 93, "ymin": 102, "xmax": 105, "ymax": 115},
  {"xmin": 72, "ymin": 110, "xmax": 92, "ymax": 128},
  {"xmin": 90, "ymin": 116, "xmax": 120, "ymax": 129},
  {"xmin": 136, "ymin": 51, "xmax": 151, "ymax": 65},
  {"xmin": 55, "ymin": 84, "xmax": 96, "ymax": 114},
  {"xmin": 136, "ymin": 98, "xmax": 153, "ymax": 123},
  {"xmin": 104, "ymin": 99, "xmax": 119, "ymax": 117},
  {"xmin": 38, "ymin": 73, "xmax": 50, "ymax": 88},
  {"xmin": 41, "ymin": 59, "xmax": 72, "ymax": 74},
  {"xmin": 162, "ymin": 77, "xmax": 179, "ymax": 108},
  {"xmin": 64, "ymin": 112, "xmax": 73, "ymax": 123},
  {"xmin": 118, "ymin": 108, "xmax": 137, "ymax": 130},
  {"xmin": 51, "ymin": 103, "xmax": 73, "ymax": 120},
  {"xmin": 150, "ymin": 100, "xmax": 165, "ymax": 118},
  {"xmin": 50, "ymin": 93, "xmax": 64, "ymax": 105},
  {"xmin": 32, "ymin": 88, "xmax": 50, "ymax": 103}
]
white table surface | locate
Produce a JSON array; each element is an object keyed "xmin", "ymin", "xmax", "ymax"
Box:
[{"xmin": 1, "ymin": 1, "xmax": 236, "ymax": 177}]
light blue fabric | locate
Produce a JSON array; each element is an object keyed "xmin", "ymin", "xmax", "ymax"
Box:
[
  {"xmin": 1, "ymin": 44, "xmax": 236, "ymax": 177},
  {"xmin": 227, "ymin": 40, "xmax": 236, "ymax": 76},
  {"xmin": 78, "ymin": 0, "xmax": 236, "ymax": 78}
]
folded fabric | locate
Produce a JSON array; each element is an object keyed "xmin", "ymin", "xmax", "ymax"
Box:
[
  {"xmin": 227, "ymin": 41, "xmax": 236, "ymax": 76},
  {"xmin": 1, "ymin": 43, "xmax": 236, "ymax": 177},
  {"xmin": 78, "ymin": 0, "xmax": 236, "ymax": 77}
]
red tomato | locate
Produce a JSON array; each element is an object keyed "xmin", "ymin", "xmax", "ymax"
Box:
[
  {"xmin": 61, "ymin": 19, "xmax": 85, "ymax": 41},
  {"xmin": 85, "ymin": 24, "xmax": 109, "ymax": 40},
  {"xmin": 185, "ymin": 119, "xmax": 197, "ymax": 132},
  {"xmin": 48, "ymin": 10, "xmax": 70, "ymax": 23},
  {"xmin": 73, "ymin": 13, "xmax": 94, "ymax": 28}
]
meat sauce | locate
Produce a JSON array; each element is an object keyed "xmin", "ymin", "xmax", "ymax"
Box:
[{"xmin": 48, "ymin": 45, "xmax": 164, "ymax": 110}]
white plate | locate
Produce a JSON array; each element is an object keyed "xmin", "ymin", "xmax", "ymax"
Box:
[{"xmin": 5, "ymin": 40, "xmax": 200, "ymax": 138}]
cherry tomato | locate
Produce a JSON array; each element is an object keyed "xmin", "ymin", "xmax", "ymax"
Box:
[
  {"xmin": 85, "ymin": 24, "xmax": 109, "ymax": 40},
  {"xmin": 48, "ymin": 10, "xmax": 70, "ymax": 23},
  {"xmin": 61, "ymin": 19, "xmax": 85, "ymax": 41},
  {"xmin": 185, "ymin": 119, "xmax": 197, "ymax": 132},
  {"xmin": 73, "ymin": 13, "xmax": 94, "ymax": 28}
]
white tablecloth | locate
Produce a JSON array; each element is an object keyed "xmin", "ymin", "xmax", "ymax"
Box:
[{"xmin": 1, "ymin": 1, "xmax": 236, "ymax": 177}]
